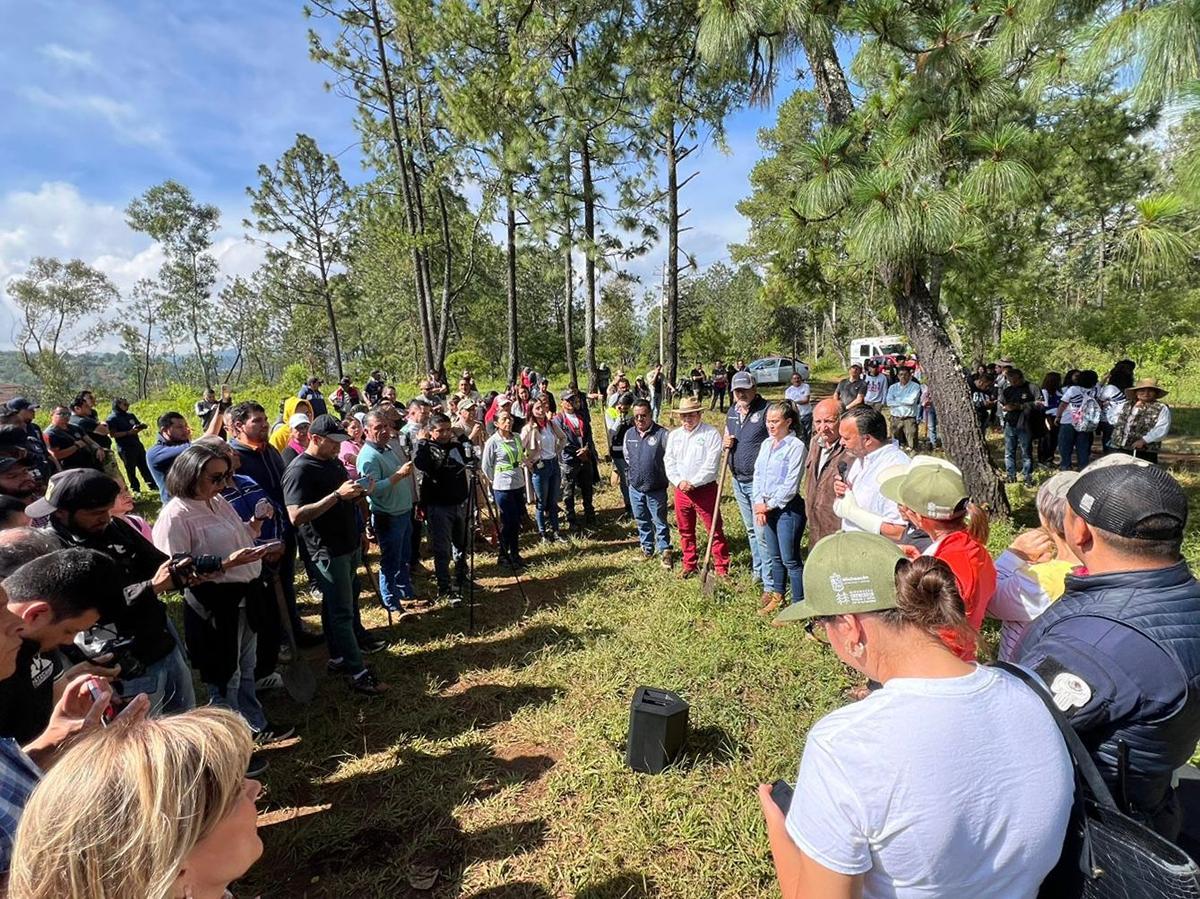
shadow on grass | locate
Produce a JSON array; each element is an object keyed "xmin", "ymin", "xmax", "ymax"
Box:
[{"xmin": 576, "ymin": 872, "xmax": 660, "ymax": 898}]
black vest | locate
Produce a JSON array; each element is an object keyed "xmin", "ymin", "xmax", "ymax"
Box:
[{"xmin": 1022, "ymin": 561, "xmax": 1200, "ymax": 833}]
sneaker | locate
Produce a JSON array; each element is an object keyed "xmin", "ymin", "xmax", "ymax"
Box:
[
  {"xmin": 247, "ymin": 752, "xmax": 270, "ymax": 778},
  {"xmin": 359, "ymin": 636, "xmax": 388, "ymax": 655},
  {"xmin": 1023, "ymin": 478, "xmax": 1035, "ymax": 488},
  {"xmin": 642, "ymin": 550, "xmax": 654, "ymax": 561},
  {"xmin": 254, "ymin": 722, "xmax": 297, "ymax": 745},
  {"xmin": 327, "ymin": 657, "xmax": 348, "ymax": 674},
  {"xmin": 255, "ymin": 672, "xmax": 285, "ymax": 692},
  {"xmin": 350, "ymin": 668, "xmax": 389, "ymax": 696}
]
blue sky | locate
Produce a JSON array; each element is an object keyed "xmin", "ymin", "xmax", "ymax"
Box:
[{"xmin": 0, "ymin": 0, "xmax": 801, "ymax": 344}]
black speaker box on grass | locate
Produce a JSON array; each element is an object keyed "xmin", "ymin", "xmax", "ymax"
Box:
[{"xmin": 626, "ymin": 686, "xmax": 689, "ymax": 774}]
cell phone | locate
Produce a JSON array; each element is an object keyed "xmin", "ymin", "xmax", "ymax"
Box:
[
  {"xmin": 770, "ymin": 779, "xmax": 794, "ymax": 814},
  {"xmin": 355, "ymin": 476, "xmax": 372, "ymax": 490},
  {"xmin": 255, "ymin": 540, "xmax": 284, "ymax": 554},
  {"xmin": 87, "ymin": 681, "xmax": 114, "ymax": 727}
]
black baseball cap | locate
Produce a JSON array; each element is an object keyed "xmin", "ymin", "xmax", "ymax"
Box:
[
  {"xmin": 4, "ymin": 398, "xmax": 36, "ymax": 412},
  {"xmin": 1067, "ymin": 460, "xmax": 1187, "ymax": 541},
  {"xmin": 309, "ymin": 414, "xmax": 350, "ymax": 442},
  {"xmin": 0, "ymin": 457, "xmax": 29, "ymax": 474},
  {"xmin": 26, "ymin": 469, "xmax": 119, "ymax": 518}
]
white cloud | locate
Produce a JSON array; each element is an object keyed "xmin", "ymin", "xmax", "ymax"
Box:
[
  {"xmin": 39, "ymin": 43, "xmax": 95, "ymax": 69},
  {"xmin": 21, "ymin": 87, "xmax": 167, "ymax": 151},
  {"xmin": 0, "ymin": 182, "xmax": 265, "ymax": 350}
]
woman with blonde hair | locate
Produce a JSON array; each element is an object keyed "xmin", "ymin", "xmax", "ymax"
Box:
[{"xmin": 10, "ymin": 707, "xmax": 262, "ymax": 899}]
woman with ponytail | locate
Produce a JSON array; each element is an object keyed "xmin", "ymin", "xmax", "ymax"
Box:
[
  {"xmin": 878, "ymin": 456, "xmax": 995, "ymax": 659},
  {"xmin": 759, "ymin": 532, "xmax": 1073, "ymax": 899}
]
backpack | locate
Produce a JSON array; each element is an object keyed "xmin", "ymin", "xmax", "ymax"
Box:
[{"xmin": 1071, "ymin": 390, "xmax": 1101, "ymax": 432}]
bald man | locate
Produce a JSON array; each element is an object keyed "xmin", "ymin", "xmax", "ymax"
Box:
[{"xmin": 803, "ymin": 397, "xmax": 847, "ymax": 544}]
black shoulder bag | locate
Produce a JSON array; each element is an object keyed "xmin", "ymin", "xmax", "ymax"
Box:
[{"xmin": 995, "ymin": 661, "xmax": 1200, "ymax": 899}]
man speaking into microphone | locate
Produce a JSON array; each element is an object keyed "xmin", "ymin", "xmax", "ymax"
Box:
[{"xmin": 832, "ymin": 407, "xmax": 908, "ymax": 539}]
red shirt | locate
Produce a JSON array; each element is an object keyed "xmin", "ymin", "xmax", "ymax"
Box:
[{"xmin": 932, "ymin": 530, "xmax": 997, "ymax": 660}]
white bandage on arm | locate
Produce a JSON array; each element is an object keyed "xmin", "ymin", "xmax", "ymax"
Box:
[{"xmin": 833, "ymin": 489, "xmax": 886, "ymax": 534}]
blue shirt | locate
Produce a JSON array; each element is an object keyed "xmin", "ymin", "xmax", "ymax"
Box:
[
  {"xmin": 146, "ymin": 437, "xmax": 191, "ymax": 502},
  {"xmin": 752, "ymin": 433, "xmax": 806, "ymax": 510},
  {"xmin": 886, "ymin": 380, "xmax": 923, "ymax": 418},
  {"xmin": 298, "ymin": 385, "xmax": 328, "ymax": 418},
  {"xmin": 0, "ymin": 737, "xmax": 40, "ymax": 873},
  {"xmin": 221, "ymin": 473, "xmax": 283, "ymax": 543},
  {"xmin": 357, "ymin": 442, "xmax": 414, "ymax": 515}
]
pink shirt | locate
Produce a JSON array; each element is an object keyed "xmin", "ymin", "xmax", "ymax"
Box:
[
  {"xmin": 151, "ymin": 494, "xmax": 261, "ymax": 584},
  {"xmin": 339, "ymin": 441, "xmax": 361, "ymax": 480}
]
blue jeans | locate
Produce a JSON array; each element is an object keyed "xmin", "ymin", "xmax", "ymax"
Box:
[
  {"xmin": 426, "ymin": 502, "xmax": 467, "ymax": 593},
  {"xmin": 731, "ymin": 477, "xmax": 767, "ymax": 584},
  {"xmin": 1058, "ymin": 423, "xmax": 1093, "ymax": 471},
  {"xmin": 120, "ymin": 620, "xmax": 196, "ymax": 715},
  {"xmin": 494, "ymin": 487, "xmax": 525, "ymax": 562},
  {"xmin": 531, "ymin": 458, "xmax": 561, "ymax": 536},
  {"xmin": 1004, "ymin": 425, "xmax": 1033, "ymax": 479},
  {"xmin": 314, "ymin": 551, "xmax": 367, "ymax": 675},
  {"xmin": 374, "ymin": 509, "xmax": 414, "ymax": 610},
  {"xmin": 206, "ymin": 607, "xmax": 267, "ymax": 732},
  {"xmin": 760, "ymin": 498, "xmax": 806, "ymax": 602},
  {"xmin": 629, "ymin": 486, "xmax": 670, "ymax": 554}
]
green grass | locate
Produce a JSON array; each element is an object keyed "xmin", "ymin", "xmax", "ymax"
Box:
[{"xmin": 70, "ymin": 386, "xmax": 1200, "ymax": 897}]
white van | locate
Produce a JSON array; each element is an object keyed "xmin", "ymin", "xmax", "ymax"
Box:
[{"xmin": 850, "ymin": 335, "xmax": 908, "ymax": 367}]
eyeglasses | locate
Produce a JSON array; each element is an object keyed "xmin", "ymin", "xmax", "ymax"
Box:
[
  {"xmin": 804, "ymin": 617, "xmax": 833, "ymax": 644},
  {"xmin": 205, "ymin": 469, "xmax": 232, "ymax": 484}
]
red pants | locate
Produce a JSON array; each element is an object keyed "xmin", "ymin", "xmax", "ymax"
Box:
[{"xmin": 674, "ymin": 481, "xmax": 730, "ymax": 574}]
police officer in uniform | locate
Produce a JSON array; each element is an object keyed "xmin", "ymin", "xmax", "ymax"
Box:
[{"xmin": 1018, "ymin": 461, "xmax": 1200, "ymax": 839}]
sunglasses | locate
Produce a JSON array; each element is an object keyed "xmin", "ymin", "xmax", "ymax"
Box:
[{"xmin": 205, "ymin": 469, "xmax": 232, "ymax": 485}]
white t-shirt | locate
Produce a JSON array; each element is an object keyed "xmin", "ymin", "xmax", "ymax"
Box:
[
  {"xmin": 1059, "ymin": 385, "xmax": 1094, "ymax": 410},
  {"xmin": 785, "ymin": 383, "xmax": 812, "ymax": 416},
  {"xmin": 785, "ymin": 666, "xmax": 1072, "ymax": 899},
  {"xmin": 864, "ymin": 373, "xmax": 889, "ymax": 404}
]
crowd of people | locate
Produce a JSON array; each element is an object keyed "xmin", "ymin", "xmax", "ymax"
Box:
[{"xmin": 0, "ymin": 347, "xmax": 1189, "ymax": 896}]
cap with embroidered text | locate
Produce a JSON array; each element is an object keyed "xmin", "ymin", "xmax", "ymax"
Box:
[
  {"xmin": 731, "ymin": 372, "xmax": 756, "ymax": 390},
  {"xmin": 774, "ymin": 531, "xmax": 905, "ymax": 623}
]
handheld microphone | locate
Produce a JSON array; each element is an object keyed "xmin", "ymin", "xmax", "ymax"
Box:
[{"xmin": 837, "ymin": 461, "xmax": 848, "ymax": 479}]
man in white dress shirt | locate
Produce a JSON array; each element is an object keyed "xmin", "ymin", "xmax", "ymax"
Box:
[
  {"xmin": 833, "ymin": 406, "xmax": 908, "ymax": 539},
  {"xmin": 664, "ymin": 397, "xmax": 730, "ymax": 579}
]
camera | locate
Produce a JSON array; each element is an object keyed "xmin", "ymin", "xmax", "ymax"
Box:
[
  {"xmin": 74, "ymin": 625, "xmax": 146, "ymax": 681},
  {"xmin": 169, "ymin": 552, "xmax": 223, "ymax": 582}
]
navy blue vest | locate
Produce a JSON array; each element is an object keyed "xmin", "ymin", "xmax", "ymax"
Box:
[{"xmin": 1021, "ymin": 561, "xmax": 1200, "ymax": 829}]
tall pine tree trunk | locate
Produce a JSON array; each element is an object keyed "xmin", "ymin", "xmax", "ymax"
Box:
[
  {"xmin": 891, "ymin": 270, "xmax": 1008, "ymax": 514},
  {"xmin": 370, "ymin": 0, "xmax": 436, "ymax": 373},
  {"xmin": 563, "ymin": 225, "xmax": 578, "ymax": 387},
  {"xmin": 581, "ymin": 135, "xmax": 598, "ymax": 393},
  {"xmin": 505, "ymin": 175, "xmax": 519, "ymax": 387},
  {"xmin": 665, "ymin": 117, "xmax": 680, "ymax": 390}
]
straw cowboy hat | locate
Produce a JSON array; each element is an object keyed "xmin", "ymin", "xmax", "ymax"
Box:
[
  {"xmin": 674, "ymin": 397, "xmax": 705, "ymax": 415},
  {"xmin": 1125, "ymin": 378, "xmax": 1169, "ymax": 401}
]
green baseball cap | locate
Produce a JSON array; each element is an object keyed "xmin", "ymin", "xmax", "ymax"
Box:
[
  {"xmin": 774, "ymin": 532, "xmax": 905, "ymax": 623},
  {"xmin": 879, "ymin": 465, "xmax": 968, "ymax": 520}
]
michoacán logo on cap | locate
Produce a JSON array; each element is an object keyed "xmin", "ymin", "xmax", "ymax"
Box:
[{"xmin": 830, "ymin": 572, "xmax": 878, "ymax": 606}]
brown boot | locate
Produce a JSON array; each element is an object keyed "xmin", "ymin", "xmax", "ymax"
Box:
[
  {"xmin": 758, "ymin": 592, "xmax": 783, "ymax": 617},
  {"xmin": 660, "ymin": 549, "xmax": 674, "ymax": 570},
  {"xmin": 759, "ymin": 591, "xmax": 775, "ymax": 609}
]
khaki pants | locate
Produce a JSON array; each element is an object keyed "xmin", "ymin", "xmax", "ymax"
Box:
[{"xmin": 891, "ymin": 416, "xmax": 918, "ymax": 449}]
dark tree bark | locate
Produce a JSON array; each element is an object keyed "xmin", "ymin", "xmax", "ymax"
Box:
[
  {"xmin": 563, "ymin": 226, "xmax": 578, "ymax": 387},
  {"xmin": 580, "ymin": 134, "xmax": 598, "ymax": 393},
  {"xmin": 664, "ymin": 117, "xmax": 680, "ymax": 389},
  {"xmin": 505, "ymin": 176, "xmax": 519, "ymax": 387},
  {"xmin": 890, "ymin": 270, "xmax": 1009, "ymax": 514}
]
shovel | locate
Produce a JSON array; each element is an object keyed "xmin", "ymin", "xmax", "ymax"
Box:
[
  {"xmin": 272, "ymin": 576, "xmax": 317, "ymax": 704},
  {"xmin": 699, "ymin": 446, "xmax": 731, "ymax": 597}
]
